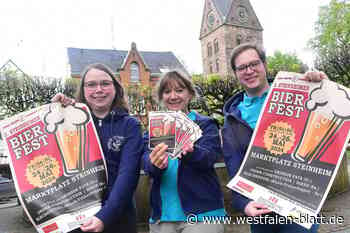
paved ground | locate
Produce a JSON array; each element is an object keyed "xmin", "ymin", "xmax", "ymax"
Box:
[
  {"xmin": 1, "ymin": 165, "xmax": 350, "ymax": 233},
  {"xmin": 1, "ymin": 189, "xmax": 350, "ymax": 233}
]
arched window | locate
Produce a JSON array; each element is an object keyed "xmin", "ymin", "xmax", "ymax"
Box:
[
  {"xmin": 130, "ymin": 62, "xmax": 140, "ymax": 82},
  {"xmin": 207, "ymin": 43, "xmax": 213, "ymax": 57},
  {"xmin": 214, "ymin": 39, "xmax": 219, "ymax": 53}
]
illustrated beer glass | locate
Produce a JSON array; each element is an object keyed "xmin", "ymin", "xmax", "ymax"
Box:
[
  {"xmin": 55, "ymin": 125, "xmax": 87, "ymax": 175},
  {"xmin": 44, "ymin": 104, "xmax": 90, "ymax": 176},
  {"xmin": 292, "ymin": 110, "xmax": 342, "ymax": 164}
]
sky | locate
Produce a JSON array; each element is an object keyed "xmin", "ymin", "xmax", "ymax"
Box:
[{"xmin": 0, "ymin": 0, "xmax": 331, "ymax": 77}]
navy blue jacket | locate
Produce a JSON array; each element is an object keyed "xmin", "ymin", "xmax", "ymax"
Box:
[
  {"xmin": 93, "ymin": 107, "xmax": 143, "ymax": 227},
  {"xmin": 222, "ymin": 92, "xmax": 253, "ymax": 213},
  {"xmin": 143, "ymin": 112, "xmax": 224, "ymax": 221}
]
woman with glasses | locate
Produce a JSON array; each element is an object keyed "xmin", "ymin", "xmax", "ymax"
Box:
[
  {"xmin": 143, "ymin": 70, "xmax": 225, "ymax": 233},
  {"xmin": 52, "ymin": 63, "xmax": 143, "ymax": 233}
]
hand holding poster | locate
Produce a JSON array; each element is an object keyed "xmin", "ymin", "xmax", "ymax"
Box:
[
  {"xmin": 227, "ymin": 72, "xmax": 350, "ymax": 229},
  {"xmin": 0, "ymin": 103, "xmax": 107, "ymax": 233}
]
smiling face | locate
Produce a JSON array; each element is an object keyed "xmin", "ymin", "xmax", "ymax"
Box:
[
  {"xmin": 161, "ymin": 79, "xmax": 193, "ymax": 113},
  {"xmin": 83, "ymin": 68, "xmax": 116, "ymax": 117},
  {"xmin": 234, "ymin": 48, "xmax": 269, "ymax": 97}
]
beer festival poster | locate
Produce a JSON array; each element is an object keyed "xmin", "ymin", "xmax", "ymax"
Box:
[
  {"xmin": 227, "ymin": 72, "xmax": 350, "ymax": 229},
  {"xmin": 0, "ymin": 103, "xmax": 107, "ymax": 233}
]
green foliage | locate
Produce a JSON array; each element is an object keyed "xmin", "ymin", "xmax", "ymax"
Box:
[
  {"xmin": 126, "ymin": 83, "xmax": 159, "ymax": 130},
  {"xmin": 124, "ymin": 75, "xmax": 241, "ymax": 128},
  {"xmin": 191, "ymin": 74, "xmax": 241, "ymax": 125},
  {"xmin": 309, "ymin": 0, "xmax": 350, "ymax": 86},
  {"xmin": 267, "ymin": 51, "xmax": 307, "ymax": 78},
  {"xmin": 0, "ymin": 68, "xmax": 77, "ymax": 119}
]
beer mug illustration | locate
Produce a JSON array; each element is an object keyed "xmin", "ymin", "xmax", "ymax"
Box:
[
  {"xmin": 292, "ymin": 81, "xmax": 350, "ymax": 164},
  {"xmin": 292, "ymin": 111, "xmax": 343, "ymax": 163},
  {"xmin": 45, "ymin": 103, "xmax": 90, "ymax": 176}
]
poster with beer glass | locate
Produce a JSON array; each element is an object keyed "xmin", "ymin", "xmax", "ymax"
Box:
[
  {"xmin": 227, "ymin": 72, "xmax": 350, "ymax": 229},
  {"xmin": 0, "ymin": 103, "xmax": 107, "ymax": 233}
]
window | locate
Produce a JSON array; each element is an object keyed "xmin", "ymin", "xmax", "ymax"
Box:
[
  {"xmin": 214, "ymin": 39, "xmax": 219, "ymax": 53},
  {"xmin": 130, "ymin": 62, "xmax": 140, "ymax": 82},
  {"xmin": 209, "ymin": 62, "xmax": 213, "ymax": 73},
  {"xmin": 207, "ymin": 43, "xmax": 212, "ymax": 57},
  {"xmin": 216, "ymin": 59, "xmax": 220, "ymax": 72},
  {"xmin": 246, "ymin": 35, "xmax": 253, "ymax": 42},
  {"xmin": 236, "ymin": 34, "xmax": 242, "ymax": 45},
  {"xmin": 160, "ymin": 67, "xmax": 170, "ymax": 73}
]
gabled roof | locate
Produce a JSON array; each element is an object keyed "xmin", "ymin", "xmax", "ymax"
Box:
[
  {"xmin": 212, "ymin": 0, "xmax": 233, "ymax": 21},
  {"xmin": 67, "ymin": 48, "xmax": 127, "ymax": 75},
  {"xmin": 200, "ymin": 0, "xmax": 263, "ymax": 39},
  {"xmin": 67, "ymin": 47, "xmax": 188, "ymax": 75},
  {"xmin": 0, "ymin": 59, "xmax": 28, "ymax": 80}
]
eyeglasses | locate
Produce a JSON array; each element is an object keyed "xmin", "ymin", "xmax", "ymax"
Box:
[
  {"xmin": 84, "ymin": 80, "xmax": 114, "ymax": 90},
  {"xmin": 235, "ymin": 60, "xmax": 262, "ymax": 73}
]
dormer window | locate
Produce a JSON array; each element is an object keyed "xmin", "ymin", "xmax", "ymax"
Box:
[
  {"xmin": 160, "ymin": 67, "xmax": 170, "ymax": 73},
  {"xmin": 130, "ymin": 62, "xmax": 140, "ymax": 82}
]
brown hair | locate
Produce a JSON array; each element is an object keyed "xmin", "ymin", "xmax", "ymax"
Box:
[
  {"xmin": 230, "ymin": 43, "xmax": 266, "ymax": 71},
  {"xmin": 75, "ymin": 63, "xmax": 129, "ymax": 112},
  {"xmin": 156, "ymin": 69, "xmax": 196, "ymax": 103}
]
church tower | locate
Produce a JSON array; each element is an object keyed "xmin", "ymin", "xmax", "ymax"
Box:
[{"xmin": 200, "ymin": 0, "xmax": 263, "ymax": 76}]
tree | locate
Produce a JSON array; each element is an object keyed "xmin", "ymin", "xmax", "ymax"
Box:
[
  {"xmin": 191, "ymin": 74, "xmax": 241, "ymax": 125},
  {"xmin": 308, "ymin": 1, "xmax": 350, "ymax": 196},
  {"xmin": 267, "ymin": 51, "xmax": 307, "ymax": 78},
  {"xmin": 126, "ymin": 83, "xmax": 159, "ymax": 130},
  {"xmin": 0, "ymin": 68, "xmax": 77, "ymax": 118},
  {"xmin": 309, "ymin": 0, "xmax": 350, "ymax": 86}
]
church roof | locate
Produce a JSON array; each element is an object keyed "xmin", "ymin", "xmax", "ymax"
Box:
[
  {"xmin": 212, "ymin": 0, "xmax": 232, "ymax": 20},
  {"xmin": 203, "ymin": 0, "xmax": 263, "ymax": 30},
  {"xmin": 67, "ymin": 47, "xmax": 187, "ymax": 75}
]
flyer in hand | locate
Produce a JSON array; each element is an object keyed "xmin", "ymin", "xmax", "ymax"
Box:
[
  {"xmin": 149, "ymin": 111, "xmax": 177, "ymax": 151},
  {"xmin": 227, "ymin": 72, "xmax": 350, "ymax": 229},
  {"xmin": 0, "ymin": 103, "xmax": 107, "ymax": 233},
  {"xmin": 149, "ymin": 111, "xmax": 202, "ymax": 158}
]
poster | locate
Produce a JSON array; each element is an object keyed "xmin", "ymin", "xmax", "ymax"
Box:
[
  {"xmin": 227, "ymin": 72, "xmax": 350, "ymax": 229},
  {"xmin": 0, "ymin": 103, "xmax": 107, "ymax": 233}
]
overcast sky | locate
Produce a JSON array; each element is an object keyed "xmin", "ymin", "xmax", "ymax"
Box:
[{"xmin": 0, "ymin": 0, "xmax": 330, "ymax": 77}]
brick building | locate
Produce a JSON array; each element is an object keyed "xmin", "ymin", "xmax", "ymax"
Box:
[
  {"xmin": 67, "ymin": 42, "xmax": 188, "ymax": 88},
  {"xmin": 200, "ymin": 0, "xmax": 263, "ymax": 76},
  {"xmin": 67, "ymin": 42, "xmax": 188, "ymax": 121}
]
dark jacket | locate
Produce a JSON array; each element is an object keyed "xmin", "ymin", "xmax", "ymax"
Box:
[
  {"xmin": 94, "ymin": 107, "xmax": 143, "ymax": 228},
  {"xmin": 222, "ymin": 92, "xmax": 253, "ymax": 213},
  {"xmin": 143, "ymin": 112, "xmax": 224, "ymax": 221}
]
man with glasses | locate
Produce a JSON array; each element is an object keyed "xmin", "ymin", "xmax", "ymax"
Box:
[{"xmin": 222, "ymin": 43, "xmax": 327, "ymax": 233}]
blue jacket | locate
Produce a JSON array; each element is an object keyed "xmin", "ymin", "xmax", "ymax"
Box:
[
  {"xmin": 143, "ymin": 112, "xmax": 224, "ymax": 221},
  {"xmin": 93, "ymin": 107, "xmax": 143, "ymax": 227},
  {"xmin": 222, "ymin": 92, "xmax": 252, "ymax": 213}
]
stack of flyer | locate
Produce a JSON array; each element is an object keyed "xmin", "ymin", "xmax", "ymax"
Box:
[{"xmin": 149, "ymin": 111, "xmax": 202, "ymax": 158}]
